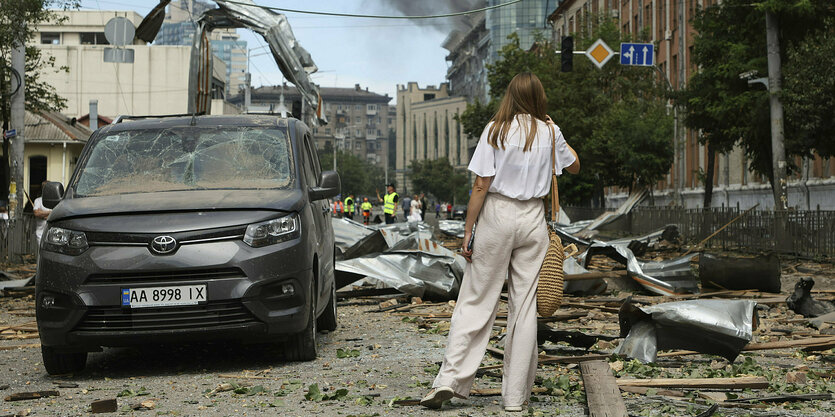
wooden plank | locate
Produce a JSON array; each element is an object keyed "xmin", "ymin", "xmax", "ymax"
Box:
[
  {"xmin": 744, "ymin": 336, "xmax": 835, "ymax": 351},
  {"xmin": 616, "ymin": 376, "xmax": 768, "ymax": 390},
  {"xmin": 564, "ymin": 270, "xmax": 628, "ymax": 281},
  {"xmin": 4, "ymin": 390, "xmax": 60, "ymax": 401},
  {"xmin": 618, "ymin": 385, "xmax": 685, "ymax": 397},
  {"xmin": 469, "ymin": 387, "xmax": 548, "ymax": 396},
  {"xmin": 580, "ymin": 360, "xmax": 628, "ymax": 417}
]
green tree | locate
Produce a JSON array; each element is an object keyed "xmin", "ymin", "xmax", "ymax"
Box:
[
  {"xmin": 679, "ymin": 0, "xmax": 835, "ymax": 205},
  {"xmin": 408, "ymin": 158, "xmax": 469, "ymax": 204},
  {"xmin": 319, "ymin": 150, "xmax": 385, "ymax": 197},
  {"xmin": 1, "ymin": 0, "xmax": 76, "ymax": 197},
  {"xmin": 461, "ymin": 20, "xmax": 673, "ymax": 206},
  {"xmin": 783, "ymin": 23, "xmax": 835, "ymax": 160}
]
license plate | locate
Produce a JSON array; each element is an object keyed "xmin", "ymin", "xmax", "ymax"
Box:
[{"xmin": 121, "ymin": 285, "xmax": 207, "ymax": 308}]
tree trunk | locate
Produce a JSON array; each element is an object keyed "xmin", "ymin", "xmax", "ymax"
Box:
[{"xmin": 703, "ymin": 142, "xmax": 716, "ymax": 209}]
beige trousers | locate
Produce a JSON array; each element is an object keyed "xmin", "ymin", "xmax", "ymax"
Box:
[{"xmin": 433, "ymin": 193, "xmax": 548, "ymax": 407}]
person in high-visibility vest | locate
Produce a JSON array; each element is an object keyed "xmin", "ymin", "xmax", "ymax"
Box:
[
  {"xmin": 344, "ymin": 194, "xmax": 355, "ymax": 220},
  {"xmin": 332, "ymin": 199, "xmax": 344, "ymax": 218},
  {"xmin": 360, "ymin": 197, "xmax": 373, "ymax": 225},
  {"xmin": 376, "ymin": 183, "xmax": 399, "ymax": 224}
]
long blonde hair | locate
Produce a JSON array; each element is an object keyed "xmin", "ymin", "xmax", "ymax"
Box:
[{"xmin": 487, "ymin": 72, "xmax": 549, "ymax": 151}]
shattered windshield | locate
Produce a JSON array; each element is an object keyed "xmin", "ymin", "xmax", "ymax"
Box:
[{"xmin": 73, "ymin": 126, "xmax": 294, "ymax": 196}]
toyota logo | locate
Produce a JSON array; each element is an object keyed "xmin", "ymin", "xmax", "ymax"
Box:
[{"xmin": 150, "ymin": 236, "xmax": 177, "ymax": 254}]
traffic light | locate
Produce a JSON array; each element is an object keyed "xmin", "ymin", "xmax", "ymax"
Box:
[{"xmin": 561, "ymin": 36, "xmax": 573, "ymax": 72}]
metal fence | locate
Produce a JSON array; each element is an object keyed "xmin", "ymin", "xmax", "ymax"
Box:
[
  {"xmin": 0, "ymin": 215, "xmax": 39, "ymax": 263},
  {"xmin": 625, "ymin": 207, "xmax": 835, "ymax": 259}
]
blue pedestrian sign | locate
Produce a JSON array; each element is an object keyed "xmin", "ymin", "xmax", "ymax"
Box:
[
  {"xmin": 620, "ymin": 43, "xmax": 654, "ymax": 66},
  {"xmin": 3, "ymin": 129, "xmax": 16, "ymax": 139}
]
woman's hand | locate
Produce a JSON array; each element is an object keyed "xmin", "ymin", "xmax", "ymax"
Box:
[{"xmin": 461, "ymin": 232, "xmax": 473, "ymax": 262}]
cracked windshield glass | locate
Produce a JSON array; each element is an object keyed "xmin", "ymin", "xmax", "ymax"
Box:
[{"xmin": 73, "ymin": 127, "xmax": 293, "ymax": 196}]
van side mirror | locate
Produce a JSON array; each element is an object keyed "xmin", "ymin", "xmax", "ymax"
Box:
[
  {"xmin": 309, "ymin": 170, "xmax": 340, "ymax": 201},
  {"xmin": 42, "ymin": 181, "xmax": 65, "ymax": 209}
]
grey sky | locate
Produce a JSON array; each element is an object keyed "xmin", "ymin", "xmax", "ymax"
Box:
[{"xmin": 77, "ymin": 0, "xmax": 459, "ymax": 102}]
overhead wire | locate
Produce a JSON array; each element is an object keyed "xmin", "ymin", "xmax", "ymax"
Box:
[{"xmin": 220, "ymin": 0, "xmax": 523, "ymax": 19}]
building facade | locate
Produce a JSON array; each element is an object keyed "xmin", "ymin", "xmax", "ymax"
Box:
[
  {"xmin": 548, "ymin": 0, "xmax": 835, "ymax": 210},
  {"xmin": 443, "ymin": 14, "xmax": 490, "ymax": 104},
  {"xmin": 154, "ymin": 0, "xmax": 248, "ymax": 97},
  {"xmin": 487, "ymin": 0, "xmax": 556, "ymax": 63},
  {"xmin": 33, "ymin": 10, "xmax": 228, "ymax": 119},
  {"xmin": 229, "ymin": 84, "xmax": 394, "ymax": 167},
  {"xmin": 395, "ymin": 83, "xmax": 468, "ymax": 193}
]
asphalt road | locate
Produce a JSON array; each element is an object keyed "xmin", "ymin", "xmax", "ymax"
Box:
[{"xmin": 0, "ymin": 296, "xmax": 585, "ymax": 416}]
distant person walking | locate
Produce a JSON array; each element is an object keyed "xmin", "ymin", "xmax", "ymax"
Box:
[
  {"xmin": 401, "ymin": 195, "xmax": 412, "ymax": 222},
  {"xmin": 420, "ymin": 193, "xmax": 428, "ymax": 220},
  {"xmin": 447, "ymin": 203, "xmax": 452, "ymax": 219},
  {"xmin": 361, "ymin": 197, "xmax": 372, "ymax": 225},
  {"xmin": 344, "ymin": 194, "xmax": 355, "ymax": 220},
  {"xmin": 420, "ymin": 72, "xmax": 580, "ymax": 412},
  {"xmin": 440, "ymin": 202, "xmax": 447, "ymax": 219}
]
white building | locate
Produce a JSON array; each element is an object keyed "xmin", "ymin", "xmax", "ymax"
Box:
[{"xmin": 33, "ymin": 10, "xmax": 232, "ymax": 119}]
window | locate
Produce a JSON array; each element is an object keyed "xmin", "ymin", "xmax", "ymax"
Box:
[
  {"xmin": 367, "ymin": 104, "xmax": 376, "ymax": 111},
  {"xmin": 355, "ymin": 104, "xmax": 362, "ymax": 110},
  {"xmin": 80, "ymin": 32, "xmax": 109, "ymax": 45},
  {"xmin": 40, "ymin": 32, "xmax": 60, "ymax": 45},
  {"xmin": 423, "ymin": 94, "xmax": 435, "ymax": 101}
]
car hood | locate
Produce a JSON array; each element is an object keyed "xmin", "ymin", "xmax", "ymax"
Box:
[{"xmin": 50, "ymin": 189, "xmax": 307, "ymax": 222}]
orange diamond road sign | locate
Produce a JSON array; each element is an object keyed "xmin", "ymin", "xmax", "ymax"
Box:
[{"xmin": 586, "ymin": 39, "xmax": 615, "ymax": 69}]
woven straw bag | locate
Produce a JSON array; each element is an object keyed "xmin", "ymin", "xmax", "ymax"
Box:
[{"xmin": 536, "ymin": 124, "xmax": 565, "ymax": 317}]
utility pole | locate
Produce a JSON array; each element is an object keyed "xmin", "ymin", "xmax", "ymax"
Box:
[
  {"xmin": 676, "ymin": 0, "xmax": 686, "ymax": 207},
  {"xmin": 10, "ymin": 45, "xmax": 25, "ymax": 220},
  {"xmin": 765, "ymin": 11, "xmax": 788, "ymax": 211}
]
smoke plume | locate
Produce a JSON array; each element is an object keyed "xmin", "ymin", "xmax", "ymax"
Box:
[{"xmin": 379, "ymin": 0, "xmax": 486, "ymax": 34}]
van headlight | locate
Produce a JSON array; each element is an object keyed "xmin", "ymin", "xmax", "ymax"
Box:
[
  {"xmin": 42, "ymin": 227, "xmax": 89, "ymax": 255},
  {"xmin": 243, "ymin": 214, "xmax": 300, "ymax": 248}
]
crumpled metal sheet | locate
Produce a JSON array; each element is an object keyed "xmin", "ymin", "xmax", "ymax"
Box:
[
  {"xmin": 439, "ymin": 220, "xmax": 465, "ymax": 238},
  {"xmin": 578, "ymin": 234, "xmax": 699, "ymax": 297},
  {"xmin": 371, "ymin": 221, "xmax": 435, "ymax": 247},
  {"xmin": 138, "ymin": 0, "xmax": 322, "ymax": 124},
  {"xmin": 332, "ymin": 217, "xmax": 375, "ymax": 251},
  {"xmin": 335, "ymin": 229, "xmax": 463, "ymax": 300},
  {"xmin": 135, "ymin": 0, "xmax": 170, "ymax": 43},
  {"xmin": 563, "ymin": 256, "xmax": 607, "ymax": 295},
  {"xmin": 575, "ymin": 189, "xmax": 647, "ymax": 237},
  {"xmin": 332, "ymin": 218, "xmax": 461, "ymax": 299},
  {"xmin": 615, "ymin": 299, "xmax": 758, "ymax": 363},
  {"xmin": 214, "ymin": 0, "xmax": 323, "ymax": 125}
]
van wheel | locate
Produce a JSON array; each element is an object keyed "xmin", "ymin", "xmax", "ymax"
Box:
[
  {"xmin": 42, "ymin": 346, "xmax": 87, "ymax": 375},
  {"xmin": 284, "ymin": 285, "xmax": 317, "ymax": 361},
  {"xmin": 317, "ymin": 281, "xmax": 337, "ymax": 332}
]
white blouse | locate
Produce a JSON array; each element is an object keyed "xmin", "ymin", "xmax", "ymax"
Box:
[{"xmin": 467, "ymin": 115, "xmax": 576, "ymax": 201}]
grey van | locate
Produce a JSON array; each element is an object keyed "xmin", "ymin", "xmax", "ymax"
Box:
[{"xmin": 35, "ymin": 115, "xmax": 339, "ymax": 374}]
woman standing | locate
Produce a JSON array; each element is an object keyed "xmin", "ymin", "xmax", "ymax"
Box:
[
  {"xmin": 420, "ymin": 73, "xmax": 580, "ymax": 412},
  {"xmin": 409, "ymin": 194, "xmax": 423, "ymax": 222}
]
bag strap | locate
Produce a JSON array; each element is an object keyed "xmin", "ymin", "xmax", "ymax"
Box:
[{"xmin": 549, "ymin": 124, "xmax": 559, "ymax": 222}]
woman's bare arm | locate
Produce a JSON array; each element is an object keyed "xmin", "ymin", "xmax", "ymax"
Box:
[{"xmin": 461, "ymin": 175, "xmax": 493, "ymax": 262}]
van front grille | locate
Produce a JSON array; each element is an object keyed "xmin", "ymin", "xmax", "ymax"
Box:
[
  {"xmin": 74, "ymin": 301, "xmax": 259, "ymax": 332},
  {"xmin": 86, "ymin": 268, "xmax": 245, "ymax": 284}
]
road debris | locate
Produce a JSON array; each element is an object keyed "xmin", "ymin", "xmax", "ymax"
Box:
[
  {"xmin": 699, "ymin": 252, "xmax": 781, "ymax": 292},
  {"xmin": 4, "ymin": 391, "xmax": 59, "ymax": 402},
  {"xmin": 89, "ymin": 398, "xmax": 117, "ymax": 413},
  {"xmin": 615, "ymin": 298, "xmax": 757, "ymax": 363},
  {"xmin": 787, "ymin": 277, "xmax": 835, "ymax": 318}
]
